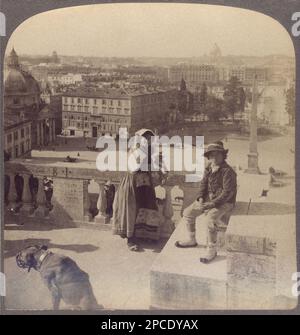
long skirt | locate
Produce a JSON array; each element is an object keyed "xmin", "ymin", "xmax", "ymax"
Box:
[{"xmin": 112, "ymin": 172, "xmax": 162, "ymax": 240}]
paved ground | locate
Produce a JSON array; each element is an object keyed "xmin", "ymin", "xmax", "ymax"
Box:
[
  {"xmin": 4, "ymin": 226, "xmax": 170, "ymax": 310},
  {"xmin": 4, "ymin": 130, "xmax": 296, "ymax": 310}
]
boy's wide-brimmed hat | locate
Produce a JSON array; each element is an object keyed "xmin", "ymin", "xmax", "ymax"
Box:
[{"xmin": 204, "ymin": 141, "xmax": 228, "ymax": 158}]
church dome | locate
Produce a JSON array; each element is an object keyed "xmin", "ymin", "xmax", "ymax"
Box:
[
  {"xmin": 4, "ymin": 48, "xmax": 40, "ymax": 95},
  {"xmin": 5, "ymin": 68, "xmax": 28, "ymax": 93}
]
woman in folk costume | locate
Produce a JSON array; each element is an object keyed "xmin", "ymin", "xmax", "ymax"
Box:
[{"xmin": 112, "ymin": 128, "xmax": 167, "ymax": 251}]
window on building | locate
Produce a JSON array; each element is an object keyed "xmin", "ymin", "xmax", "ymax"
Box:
[
  {"xmin": 110, "ymin": 100, "xmax": 113, "ymax": 106},
  {"xmin": 77, "ymin": 123, "xmax": 81, "ymax": 128},
  {"xmin": 85, "ymin": 123, "xmax": 88, "ymax": 128},
  {"xmin": 85, "ymin": 99, "xmax": 89, "ymax": 104},
  {"xmin": 94, "ymin": 99, "xmax": 97, "ymax": 105},
  {"xmin": 71, "ymin": 98, "xmax": 74, "ymax": 103},
  {"xmin": 85, "ymin": 116, "xmax": 88, "ymax": 120},
  {"xmin": 78, "ymin": 116, "xmax": 81, "ymax": 120},
  {"xmin": 93, "ymin": 106, "xmax": 98, "ymax": 114},
  {"xmin": 64, "ymin": 97, "xmax": 68, "ymax": 103},
  {"xmin": 102, "ymin": 99, "xmax": 106, "ymax": 105},
  {"xmin": 15, "ymin": 145, "xmax": 18, "ymax": 157},
  {"xmin": 13, "ymin": 98, "xmax": 20, "ymax": 105},
  {"xmin": 71, "ymin": 115, "xmax": 74, "ymax": 120},
  {"xmin": 21, "ymin": 143, "xmax": 25, "ymax": 154},
  {"xmin": 14, "ymin": 131, "xmax": 18, "ymax": 141},
  {"xmin": 78, "ymin": 106, "xmax": 82, "ymax": 112},
  {"xmin": 84, "ymin": 106, "xmax": 89, "ymax": 112},
  {"xmin": 118, "ymin": 100, "xmax": 121, "ymax": 106},
  {"xmin": 7, "ymin": 134, "xmax": 12, "ymax": 143},
  {"xmin": 21, "ymin": 129, "xmax": 25, "ymax": 138},
  {"xmin": 78, "ymin": 98, "xmax": 82, "ymax": 103}
]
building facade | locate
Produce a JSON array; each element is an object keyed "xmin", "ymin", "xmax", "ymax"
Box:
[
  {"xmin": 61, "ymin": 88, "xmax": 176, "ymax": 137},
  {"xmin": 168, "ymin": 64, "xmax": 219, "ymax": 87},
  {"xmin": 4, "ymin": 49, "xmax": 56, "ymax": 150},
  {"xmin": 48, "ymin": 73, "xmax": 83, "ymax": 86},
  {"xmin": 4, "ymin": 115, "xmax": 32, "ymax": 159}
]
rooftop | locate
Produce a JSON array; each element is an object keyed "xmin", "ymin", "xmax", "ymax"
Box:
[{"xmin": 62, "ymin": 87, "xmax": 173, "ymax": 99}]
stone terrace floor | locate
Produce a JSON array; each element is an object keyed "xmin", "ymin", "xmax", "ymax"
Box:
[{"xmin": 4, "ymin": 222, "xmax": 172, "ymax": 310}]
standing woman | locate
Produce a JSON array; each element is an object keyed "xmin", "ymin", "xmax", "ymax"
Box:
[{"xmin": 112, "ymin": 128, "xmax": 166, "ymax": 251}]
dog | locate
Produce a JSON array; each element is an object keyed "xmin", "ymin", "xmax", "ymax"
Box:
[{"xmin": 16, "ymin": 245, "xmax": 102, "ymax": 310}]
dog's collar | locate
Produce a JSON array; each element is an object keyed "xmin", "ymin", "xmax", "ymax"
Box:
[{"xmin": 36, "ymin": 250, "xmax": 52, "ymax": 270}]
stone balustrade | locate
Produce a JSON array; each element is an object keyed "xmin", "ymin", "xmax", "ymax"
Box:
[{"xmin": 4, "ymin": 159, "xmax": 199, "ymax": 237}]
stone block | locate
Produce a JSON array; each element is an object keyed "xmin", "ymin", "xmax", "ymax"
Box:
[
  {"xmin": 225, "ymin": 216, "xmax": 278, "ymax": 309},
  {"xmin": 227, "ymin": 280, "xmax": 276, "ymax": 309},
  {"xmin": 150, "ymin": 221, "xmax": 227, "ymax": 310},
  {"xmin": 51, "ymin": 177, "xmax": 91, "ymax": 225},
  {"xmin": 227, "ymin": 252, "xmax": 276, "ymax": 281},
  {"xmin": 151, "ymin": 271, "xmax": 227, "ymax": 310},
  {"xmin": 226, "ymin": 217, "xmax": 277, "ymax": 256}
]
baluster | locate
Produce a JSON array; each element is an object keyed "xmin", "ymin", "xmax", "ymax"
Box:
[
  {"xmin": 36, "ymin": 123, "xmax": 40, "ymax": 146},
  {"xmin": 19, "ymin": 174, "xmax": 33, "ymax": 215},
  {"xmin": 40, "ymin": 123, "xmax": 44, "ymax": 146},
  {"xmin": 94, "ymin": 180, "xmax": 108, "ymax": 224},
  {"xmin": 14, "ymin": 173, "xmax": 24, "ymax": 214},
  {"xmin": 7, "ymin": 174, "xmax": 17, "ymax": 212},
  {"xmin": 48, "ymin": 121, "xmax": 52, "ymax": 143},
  {"xmin": 179, "ymin": 182, "xmax": 200, "ymax": 214},
  {"xmin": 161, "ymin": 185, "xmax": 175, "ymax": 237},
  {"xmin": 34, "ymin": 177, "xmax": 47, "ymax": 217},
  {"xmin": 83, "ymin": 179, "xmax": 92, "ymax": 222},
  {"xmin": 4, "ymin": 174, "xmax": 10, "ymax": 207},
  {"xmin": 52, "ymin": 119, "xmax": 56, "ymax": 142}
]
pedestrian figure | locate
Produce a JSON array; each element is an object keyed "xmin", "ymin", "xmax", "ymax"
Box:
[
  {"xmin": 43, "ymin": 177, "xmax": 53, "ymax": 211},
  {"xmin": 112, "ymin": 129, "xmax": 166, "ymax": 251},
  {"xmin": 175, "ymin": 141, "xmax": 237, "ymax": 263}
]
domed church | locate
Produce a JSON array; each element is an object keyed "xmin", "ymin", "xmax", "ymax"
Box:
[
  {"xmin": 4, "ymin": 49, "xmax": 56, "ymax": 158},
  {"xmin": 5, "ymin": 48, "xmax": 41, "ymax": 110}
]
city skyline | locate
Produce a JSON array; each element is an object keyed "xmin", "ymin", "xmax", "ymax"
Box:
[{"xmin": 6, "ymin": 3, "xmax": 295, "ymax": 58}]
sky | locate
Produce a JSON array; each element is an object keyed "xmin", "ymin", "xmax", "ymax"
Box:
[{"xmin": 5, "ymin": 3, "xmax": 295, "ymax": 58}]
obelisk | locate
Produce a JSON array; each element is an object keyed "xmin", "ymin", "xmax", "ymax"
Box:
[{"xmin": 245, "ymin": 75, "xmax": 261, "ymax": 174}]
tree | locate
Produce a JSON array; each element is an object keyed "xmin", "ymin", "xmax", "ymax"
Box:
[
  {"xmin": 285, "ymin": 86, "xmax": 295, "ymax": 125},
  {"xmin": 199, "ymin": 83, "xmax": 208, "ymax": 112},
  {"xmin": 205, "ymin": 96, "xmax": 224, "ymax": 122},
  {"xmin": 223, "ymin": 76, "xmax": 241, "ymax": 121},
  {"xmin": 238, "ymin": 87, "xmax": 246, "ymax": 113}
]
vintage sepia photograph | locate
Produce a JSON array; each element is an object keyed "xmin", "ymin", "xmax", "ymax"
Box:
[{"xmin": 2, "ymin": 3, "xmax": 297, "ymax": 311}]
